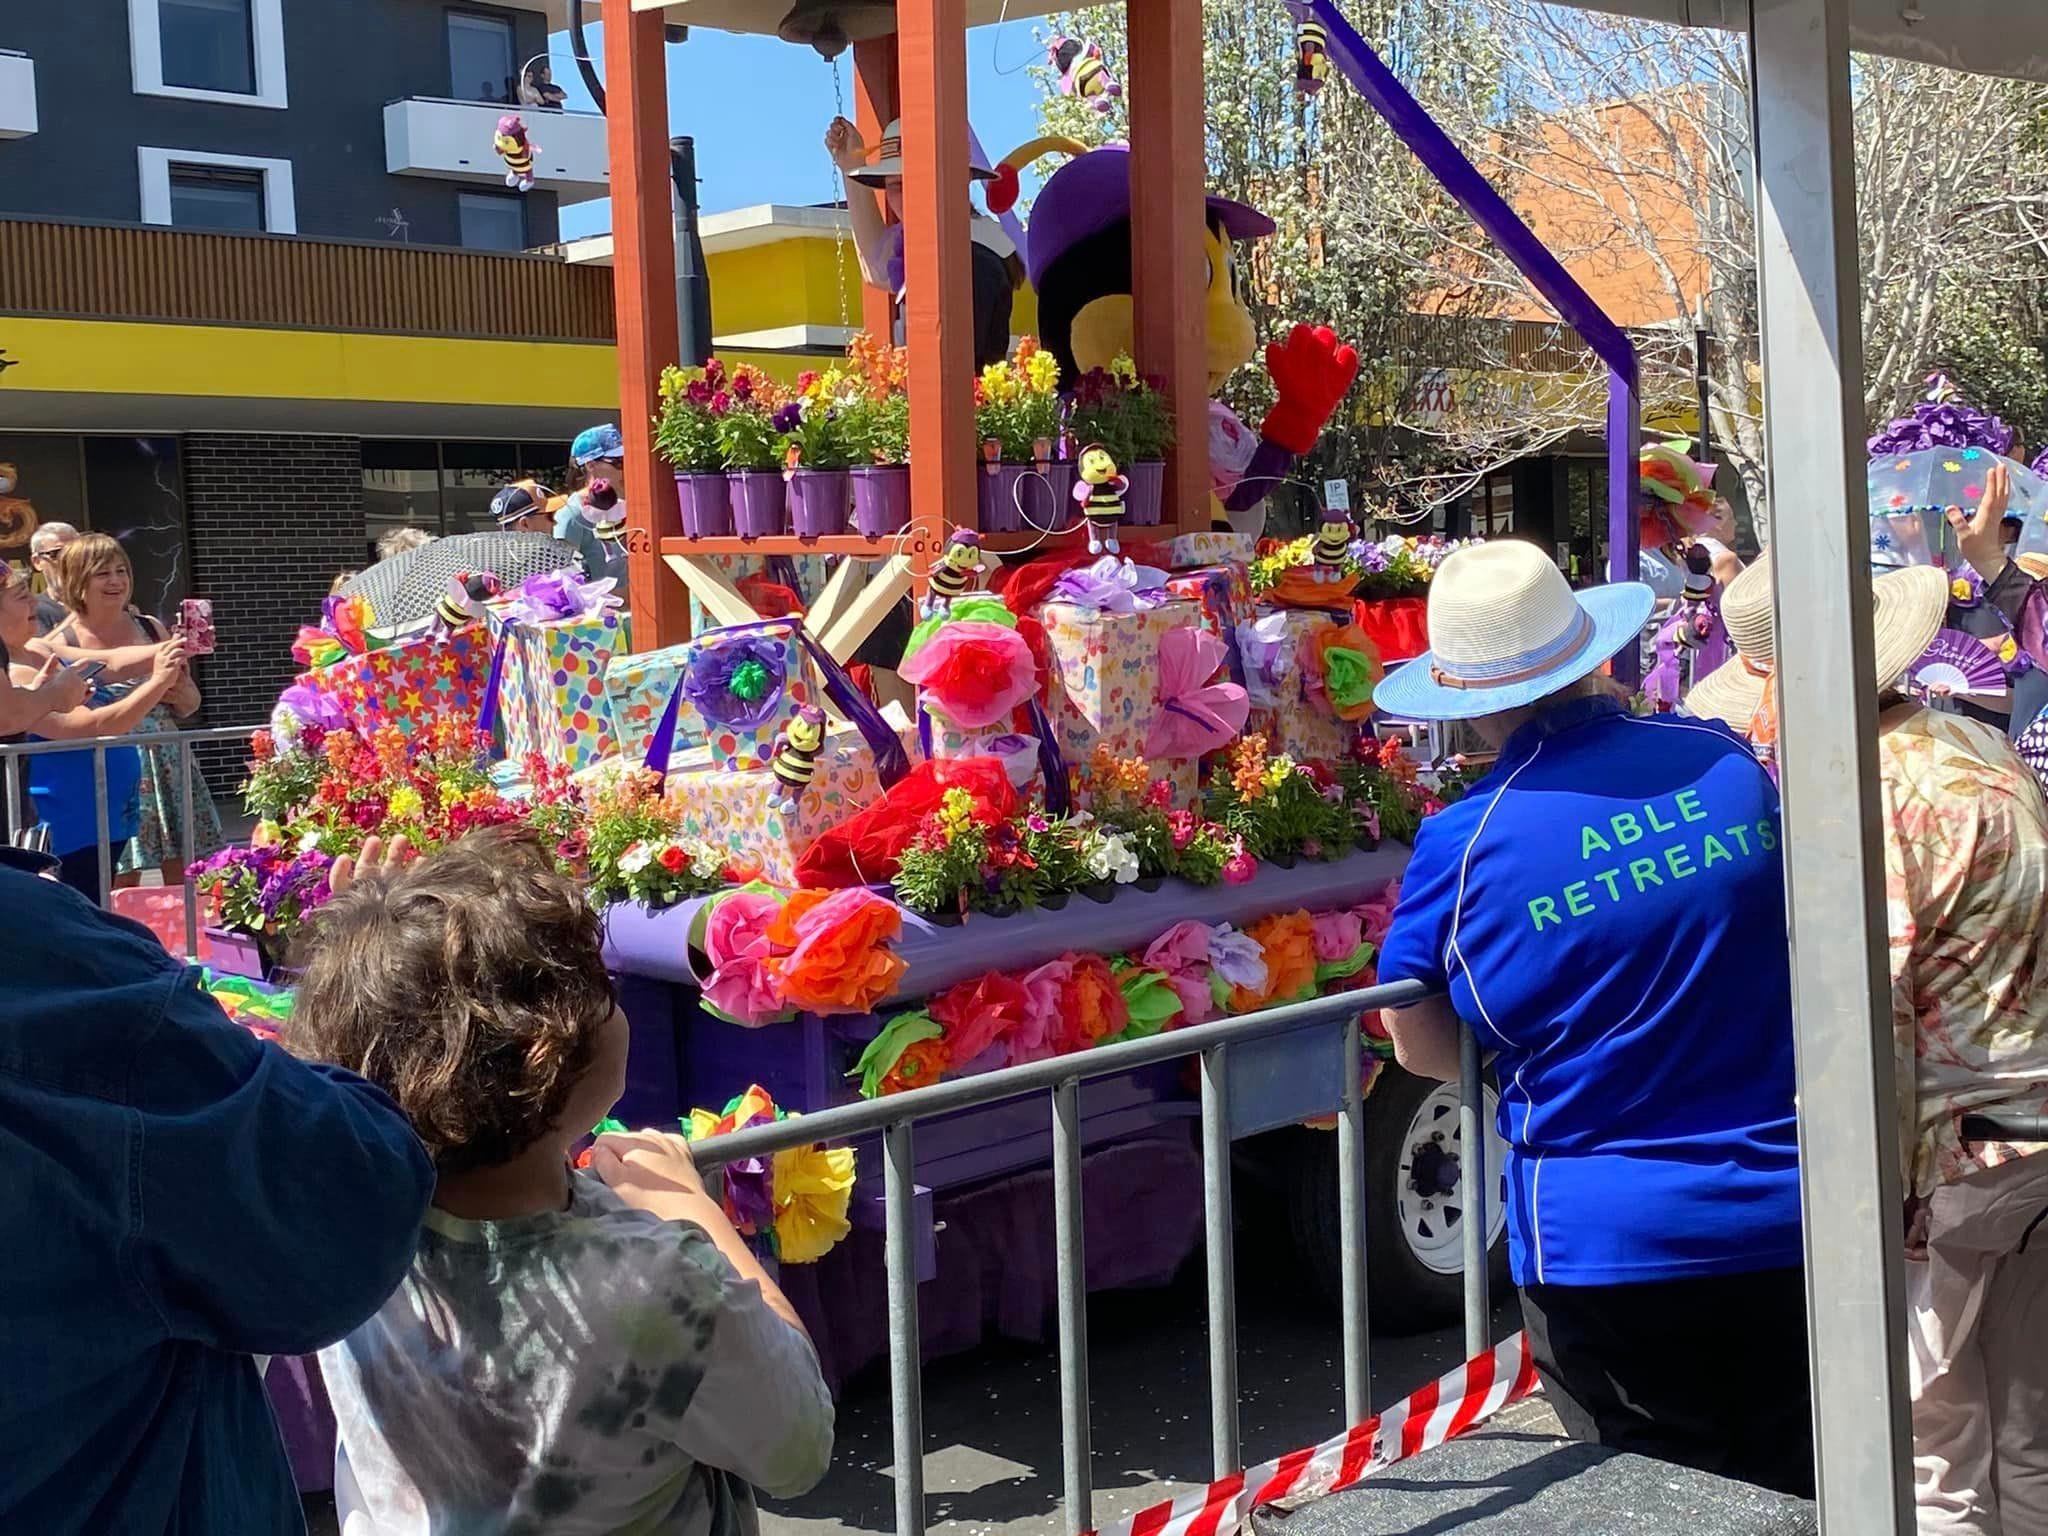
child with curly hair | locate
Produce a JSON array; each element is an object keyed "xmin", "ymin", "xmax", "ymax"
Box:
[{"xmin": 288, "ymin": 828, "xmax": 833, "ymax": 1536}]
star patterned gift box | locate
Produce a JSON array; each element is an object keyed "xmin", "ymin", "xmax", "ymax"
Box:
[
  {"xmin": 488, "ymin": 607, "xmax": 625, "ymax": 774},
  {"xmin": 1038, "ymin": 597, "xmax": 1205, "ymax": 809},
  {"xmin": 302, "ymin": 626, "xmax": 492, "ymax": 738}
]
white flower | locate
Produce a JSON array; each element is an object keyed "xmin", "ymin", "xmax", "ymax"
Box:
[
  {"xmin": 1088, "ymin": 830, "xmax": 1141, "ymax": 885},
  {"xmin": 691, "ymin": 847, "xmax": 725, "ymax": 880},
  {"xmin": 617, "ymin": 841, "xmax": 652, "ymax": 875},
  {"xmin": 297, "ymin": 827, "xmax": 322, "ymax": 853}
]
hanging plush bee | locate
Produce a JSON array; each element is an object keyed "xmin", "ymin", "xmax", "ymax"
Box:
[
  {"xmin": 1073, "ymin": 444, "xmax": 1130, "ymax": 556},
  {"xmin": 435, "ymin": 570, "xmax": 502, "ymax": 631},
  {"xmin": 494, "ymin": 113, "xmax": 539, "ymax": 192},
  {"xmin": 1048, "ymin": 35, "xmax": 1121, "ymax": 114},
  {"xmin": 1295, "ymin": 18, "xmax": 1331, "ymax": 95},
  {"xmin": 771, "ymin": 706, "xmax": 828, "ymax": 814},
  {"xmin": 1311, "ymin": 509, "xmax": 1354, "ymax": 582},
  {"xmin": 578, "ymin": 479, "xmax": 626, "ymax": 544},
  {"xmin": 923, "ymin": 530, "xmax": 986, "ymax": 618}
]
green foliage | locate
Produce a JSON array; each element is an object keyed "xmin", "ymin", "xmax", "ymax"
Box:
[
  {"xmin": 840, "ymin": 392, "xmax": 912, "ymax": 466},
  {"xmin": 716, "ymin": 405, "xmax": 783, "ymax": 473}
]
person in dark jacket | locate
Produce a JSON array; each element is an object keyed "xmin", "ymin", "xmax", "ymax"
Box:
[{"xmin": 0, "ymin": 860, "xmax": 434, "ymax": 1534}]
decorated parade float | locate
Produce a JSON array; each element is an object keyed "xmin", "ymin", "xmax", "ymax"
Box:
[{"xmin": 180, "ymin": 0, "xmax": 1667, "ymax": 1423}]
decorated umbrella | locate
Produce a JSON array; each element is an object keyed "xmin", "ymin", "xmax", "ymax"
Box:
[
  {"xmin": 340, "ymin": 531, "xmax": 579, "ymax": 629},
  {"xmin": 1866, "ymin": 449, "xmax": 2048, "ymax": 566}
]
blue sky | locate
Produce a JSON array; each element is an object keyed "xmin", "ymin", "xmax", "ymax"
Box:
[{"xmin": 548, "ymin": 23, "xmax": 1056, "ymax": 239}]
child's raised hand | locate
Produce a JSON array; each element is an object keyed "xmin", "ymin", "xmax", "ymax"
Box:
[{"xmin": 589, "ymin": 1130, "xmax": 709, "ymax": 1204}]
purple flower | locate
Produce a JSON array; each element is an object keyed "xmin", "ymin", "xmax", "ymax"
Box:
[
  {"xmin": 1207, "ymin": 924, "xmax": 1269, "ymax": 991},
  {"xmin": 682, "ymin": 633, "xmax": 789, "ymax": 729},
  {"xmin": 721, "ymin": 1159, "xmax": 776, "ymax": 1235},
  {"xmin": 772, "ymin": 403, "xmax": 803, "ymax": 434}
]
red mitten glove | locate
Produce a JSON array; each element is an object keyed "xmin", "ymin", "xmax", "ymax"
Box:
[{"xmin": 1259, "ymin": 323, "xmax": 1361, "ymax": 456}]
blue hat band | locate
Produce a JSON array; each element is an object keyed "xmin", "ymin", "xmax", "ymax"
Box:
[{"xmin": 1428, "ymin": 608, "xmax": 1594, "ymax": 691}]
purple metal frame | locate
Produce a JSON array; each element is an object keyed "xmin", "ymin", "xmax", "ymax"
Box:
[{"xmin": 1305, "ymin": 0, "xmax": 1644, "ymax": 678}]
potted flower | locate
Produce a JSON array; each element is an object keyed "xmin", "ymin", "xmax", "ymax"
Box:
[
  {"xmin": 1207, "ymin": 733, "xmax": 1359, "ymax": 864},
  {"xmin": 719, "ymin": 391, "xmax": 791, "ymax": 540},
  {"xmin": 843, "ymin": 332, "xmax": 912, "ymax": 538},
  {"xmin": 974, "ymin": 337, "xmax": 1066, "ymax": 533},
  {"xmin": 193, "ymin": 841, "xmax": 335, "ymax": 978},
  {"xmin": 779, "ymin": 367, "xmax": 854, "ymax": 539},
  {"xmin": 1066, "ymin": 355, "xmax": 1175, "ymax": 525},
  {"xmin": 1352, "ymin": 534, "xmax": 1475, "ymax": 661},
  {"xmin": 657, "ymin": 358, "xmax": 736, "ymax": 538}
]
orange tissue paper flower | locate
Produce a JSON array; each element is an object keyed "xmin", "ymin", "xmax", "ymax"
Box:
[
  {"xmin": 1231, "ymin": 910, "xmax": 1319, "ymax": 1013},
  {"xmin": 766, "ymin": 887, "xmax": 908, "ymax": 1015},
  {"xmin": 1055, "ymin": 952, "xmax": 1129, "ymax": 1055}
]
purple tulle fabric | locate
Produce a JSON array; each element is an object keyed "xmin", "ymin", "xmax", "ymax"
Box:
[
  {"xmin": 682, "ymin": 634, "xmax": 789, "ymax": 729},
  {"xmin": 1867, "ymin": 373, "xmax": 2015, "ymax": 458}
]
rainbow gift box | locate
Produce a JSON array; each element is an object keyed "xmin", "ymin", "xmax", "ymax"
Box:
[
  {"xmin": 1038, "ymin": 593, "xmax": 1206, "ymax": 808},
  {"xmin": 1238, "ymin": 606, "xmax": 1359, "ymax": 764},
  {"xmin": 664, "ymin": 723, "xmax": 900, "ymax": 885},
  {"xmin": 603, "ymin": 641, "xmax": 707, "ymax": 764},
  {"xmin": 486, "ymin": 608, "xmax": 625, "ymax": 774},
  {"xmin": 1164, "ymin": 531, "xmax": 1257, "ymax": 570},
  {"xmin": 1165, "ymin": 562, "xmax": 1256, "ymax": 682},
  {"xmin": 303, "ymin": 626, "xmax": 492, "ymax": 737}
]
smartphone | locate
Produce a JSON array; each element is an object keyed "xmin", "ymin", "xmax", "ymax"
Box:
[
  {"xmin": 178, "ymin": 598, "xmax": 217, "ymax": 656},
  {"xmin": 69, "ymin": 659, "xmax": 107, "ymax": 684}
]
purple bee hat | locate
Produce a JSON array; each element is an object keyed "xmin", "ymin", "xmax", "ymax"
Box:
[{"xmin": 1023, "ymin": 145, "xmax": 1277, "ymax": 292}]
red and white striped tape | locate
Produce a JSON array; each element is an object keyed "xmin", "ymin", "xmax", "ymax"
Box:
[{"xmin": 1090, "ymin": 1330, "xmax": 1539, "ymax": 1536}]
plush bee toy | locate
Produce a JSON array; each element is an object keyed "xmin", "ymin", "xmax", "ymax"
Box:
[
  {"xmin": 1047, "ymin": 36, "xmax": 1121, "ymax": 114},
  {"xmin": 578, "ymin": 479, "xmax": 625, "ymax": 544},
  {"xmin": 494, "ymin": 114, "xmax": 538, "ymax": 192},
  {"xmin": 1294, "ymin": 18, "xmax": 1331, "ymax": 94},
  {"xmin": 1311, "ymin": 509, "xmax": 1354, "ymax": 582},
  {"xmin": 435, "ymin": 570, "xmax": 502, "ymax": 631},
  {"xmin": 1073, "ymin": 444, "xmax": 1130, "ymax": 556},
  {"xmin": 922, "ymin": 530, "xmax": 987, "ymax": 618},
  {"xmin": 771, "ymin": 706, "xmax": 828, "ymax": 814}
]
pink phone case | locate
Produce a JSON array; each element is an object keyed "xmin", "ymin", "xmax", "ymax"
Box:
[{"xmin": 179, "ymin": 598, "xmax": 216, "ymax": 655}]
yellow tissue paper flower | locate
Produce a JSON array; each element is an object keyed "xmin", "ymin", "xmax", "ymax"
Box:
[{"xmin": 771, "ymin": 1143, "xmax": 857, "ymax": 1264}]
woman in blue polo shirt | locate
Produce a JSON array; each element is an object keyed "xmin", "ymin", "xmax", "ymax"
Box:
[{"xmin": 1371, "ymin": 540, "xmax": 1810, "ymax": 1498}]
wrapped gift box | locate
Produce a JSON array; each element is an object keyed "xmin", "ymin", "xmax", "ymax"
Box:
[
  {"xmin": 603, "ymin": 641, "xmax": 707, "ymax": 764},
  {"xmin": 488, "ymin": 608, "xmax": 624, "ymax": 774},
  {"xmin": 302, "ymin": 626, "xmax": 492, "ymax": 737},
  {"xmin": 667, "ymin": 617, "xmax": 819, "ymax": 773},
  {"xmin": 664, "ymin": 723, "xmax": 897, "ymax": 885},
  {"xmin": 919, "ymin": 715, "xmax": 1047, "ymax": 802},
  {"xmin": 1242, "ymin": 606, "xmax": 1358, "ymax": 764},
  {"xmin": 1038, "ymin": 597, "xmax": 1206, "ymax": 808},
  {"xmin": 1165, "ymin": 562, "xmax": 1256, "ymax": 683},
  {"xmin": 1164, "ymin": 531, "xmax": 1257, "ymax": 570}
]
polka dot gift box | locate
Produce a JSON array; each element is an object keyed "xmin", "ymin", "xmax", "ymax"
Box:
[
  {"xmin": 487, "ymin": 607, "xmax": 625, "ymax": 775},
  {"xmin": 667, "ymin": 617, "xmax": 816, "ymax": 774}
]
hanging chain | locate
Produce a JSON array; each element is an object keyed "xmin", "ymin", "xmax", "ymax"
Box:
[{"xmin": 829, "ymin": 56, "xmax": 852, "ymax": 338}]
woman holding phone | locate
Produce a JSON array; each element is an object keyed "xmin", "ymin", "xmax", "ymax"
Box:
[
  {"xmin": 30, "ymin": 534, "xmax": 222, "ymax": 880},
  {"xmin": 0, "ymin": 568, "xmax": 189, "ymax": 902}
]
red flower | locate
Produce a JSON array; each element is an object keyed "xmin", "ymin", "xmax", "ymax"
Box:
[
  {"xmin": 1054, "ymin": 954, "xmax": 1128, "ymax": 1054},
  {"xmin": 249, "ymin": 730, "xmax": 275, "ymax": 763},
  {"xmin": 658, "ymin": 844, "xmax": 689, "ymax": 874},
  {"xmin": 929, "ymin": 971, "xmax": 1031, "ymax": 1065}
]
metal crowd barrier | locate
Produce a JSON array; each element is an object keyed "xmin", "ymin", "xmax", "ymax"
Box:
[
  {"xmin": 1, "ymin": 723, "xmax": 263, "ymax": 952},
  {"xmin": 688, "ymin": 978, "xmax": 1492, "ymax": 1536}
]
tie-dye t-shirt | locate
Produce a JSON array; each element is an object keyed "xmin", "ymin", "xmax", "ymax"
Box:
[{"xmin": 320, "ymin": 1172, "xmax": 834, "ymax": 1536}]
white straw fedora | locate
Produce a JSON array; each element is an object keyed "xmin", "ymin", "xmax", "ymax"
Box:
[
  {"xmin": 850, "ymin": 118, "xmax": 997, "ymax": 185},
  {"xmin": 1685, "ymin": 550, "xmax": 1950, "ymax": 728},
  {"xmin": 1372, "ymin": 541, "xmax": 1655, "ymax": 722}
]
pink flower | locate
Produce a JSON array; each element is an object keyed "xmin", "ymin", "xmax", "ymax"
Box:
[
  {"xmin": 1222, "ymin": 850, "xmax": 1257, "ymax": 885},
  {"xmin": 1143, "ymin": 920, "xmax": 1218, "ymax": 1026},
  {"xmin": 709, "ymin": 389, "xmax": 732, "ymax": 416},
  {"xmin": 701, "ymin": 891, "xmax": 786, "ymax": 1026},
  {"xmin": 1312, "ymin": 909, "xmax": 1364, "ymax": 964},
  {"xmin": 1168, "ymin": 810, "xmax": 1197, "ymax": 850},
  {"xmin": 1145, "ymin": 779, "xmax": 1174, "ymax": 809},
  {"xmin": 1012, "ymin": 956, "xmax": 1073, "ymax": 1065}
]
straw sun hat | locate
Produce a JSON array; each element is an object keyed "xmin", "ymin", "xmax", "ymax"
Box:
[
  {"xmin": 849, "ymin": 117, "xmax": 996, "ymax": 185},
  {"xmin": 1684, "ymin": 551, "xmax": 1950, "ymax": 728},
  {"xmin": 1372, "ymin": 541, "xmax": 1654, "ymax": 722}
]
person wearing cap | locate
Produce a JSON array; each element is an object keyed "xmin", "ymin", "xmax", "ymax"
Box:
[
  {"xmin": 825, "ymin": 115, "xmax": 1021, "ymax": 369},
  {"xmin": 1372, "ymin": 540, "xmax": 1811, "ymax": 1496},
  {"xmin": 1689, "ymin": 551, "xmax": 2048, "ymax": 1534},
  {"xmin": 555, "ymin": 425, "xmax": 631, "ymax": 597},
  {"xmin": 491, "ymin": 479, "xmax": 565, "ymax": 537}
]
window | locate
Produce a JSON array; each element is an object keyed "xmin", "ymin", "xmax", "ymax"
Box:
[
  {"xmin": 129, "ymin": 0, "xmax": 286, "ymax": 107},
  {"xmin": 158, "ymin": 0, "xmax": 253, "ymax": 93},
  {"xmin": 447, "ymin": 11, "xmax": 516, "ymax": 104},
  {"xmin": 167, "ymin": 165, "xmax": 265, "ymax": 231},
  {"xmin": 137, "ymin": 148, "xmax": 295, "ymax": 233},
  {"xmin": 362, "ymin": 442, "xmax": 570, "ymax": 547},
  {"xmin": 458, "ymin": 192, "xmax": 526, "ymax": 253}
]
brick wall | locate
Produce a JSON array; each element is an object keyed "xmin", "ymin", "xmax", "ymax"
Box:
[{"xmin": 184, "ymin": 434, "xmax": 365, "ymax": 795}]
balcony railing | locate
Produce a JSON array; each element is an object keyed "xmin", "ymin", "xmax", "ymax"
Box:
[
  {"xmin": 0, "ymin": 217, "xmax": 617, "ymax": 341},
  {"xmin": 0, "ymin": 50, "xmax": 36, "ymax": 139}
]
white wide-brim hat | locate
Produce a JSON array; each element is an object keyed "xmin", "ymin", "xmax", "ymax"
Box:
[
  {"xmin": 1373, "ymin": 541, "xmax": 1655, "ymax": 722},
  {"xmin": 1685, "ymin": 555, "xmax": 1950, "ymax": 727},
  {"xmin": 850, "ymin": 117, "xmax": 997, "ymax": 185}
]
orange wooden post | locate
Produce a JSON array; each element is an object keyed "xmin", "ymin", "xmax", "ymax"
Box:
[
  {"xmin": 1127, "ymin": 0, "xmax": 1209, "ymax": 536},
  {"xmin": 853, "ymin": 36, "xmax": 899, "ymax": 345},
  {"xmin": 604, "ymin": 0, "xmax": 685, "ymax": 648},
  {"xmin": 897, "ymin": 0, "xmax": 977, "ymax": 567}
]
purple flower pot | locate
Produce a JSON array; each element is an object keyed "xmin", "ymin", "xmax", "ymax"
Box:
[
  {"xmin": 728, "ymin": 470, "xmax": 789, "ymax": 540},
  {"xmin": 204, "ymin": 924, "xmax": 276, "ymax": 981},
  {"xmin": 978, "ymin": 464, "xmax": 1027, "ymax": 533},
  {"xmin": 788, "ymin": 468, "xmax": 851, "ymax": 539},
  {"xmin": 851, "ymin": 465, "xmax": 912, "ymax": 538},
  {"xmin": 674, "ymin": 472, "xmax": 734, "ymax": 538},
  {"xmin": 1125, "ymin": 460, "xmax": 1166, "ymax": 526}
]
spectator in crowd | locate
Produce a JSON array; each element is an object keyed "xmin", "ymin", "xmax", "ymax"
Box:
[
  {"xmin": 490, "ymin": 480, "xmax": 565, "ymax": 537},
  {"xmin": 331, "ymin": 569, "xmax": 359, "ymax": 596},
  {"xmin": 34, "ymin": 535, "xmax": 222, "ymax": 881},
  {"xmin": 289, "ymin": 828, "xmax": 835, "ymax": 1535},
  {"xmin": 0, "ymin": 843, "xmax": 433, "ymax": 1534},
  {"xmin": 557, "ymin": 423, "xmax": 630, "ymax": 592},
  {"xmin": 1370, "ymin": 540, "xmax": 1812, "ymax": 1498},
  {"xmin": 0, "ymin": 568, "xmax": 187, "ymax": 898},
  {"xmin": 520, "ymin": 59, "xmax": 568, "ymax": 109},
  {"xmin": 1690, "ymin": 552, "xmax": 2048, "ymax": 1533},
  {"xmin": 375, "ymin": 527, "xmax": 435, "ymax": 563},
  {"xmin": 27, "ymin": 520, "xmax": 79, "ymax": 634}
]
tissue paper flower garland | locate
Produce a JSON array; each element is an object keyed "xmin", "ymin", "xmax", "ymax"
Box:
[{"xmin": 852, "ymin": 898, "xmax": 1385, "ymax": 1098}]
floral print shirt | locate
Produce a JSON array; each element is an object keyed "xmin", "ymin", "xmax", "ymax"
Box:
[
  {"xmin": 1879, "ymin": 706, "xmax": 2048, "ymax": 1201},
  {"xmin": 320, "ymin": 1172, "xmax": 834, "ymax": 1536}
]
